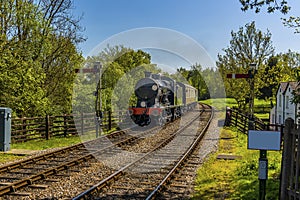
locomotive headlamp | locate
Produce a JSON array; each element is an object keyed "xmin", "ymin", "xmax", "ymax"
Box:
[
  {"xmin": 152, "ymin": 84, "xmax": 158, "ymax": 91},
  {"xmin": 140, "ymin": 101, "xmax": 146, "ymax": 107}
]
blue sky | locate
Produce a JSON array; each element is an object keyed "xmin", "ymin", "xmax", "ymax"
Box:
[{"xmin": 72, "ymin": 0, "xmax": 300, "ymax": 68}]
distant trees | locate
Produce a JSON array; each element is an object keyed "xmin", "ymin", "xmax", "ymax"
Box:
[
  {"xmin": 0, "ymin": 0, "xmax": 84, "ymax": 117},
  {"xmin": 73, "ymin": 45, "xmax": 159, "ymax": 113},
  {"xmin": 174, "ymin": 65, "xmax": 224, "ymax": 101}
]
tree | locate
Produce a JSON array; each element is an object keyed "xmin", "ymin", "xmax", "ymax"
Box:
[
  {"xmin": 0, "ymin": 0, "xmax": 84, "ymax": 116},
  {"xmin": 256, "ymin": 53, "xmax": 296, "ymax": 102},
  {"xmin": 239, "ymin": 0, "xmax": 300, "ymax": 112},
  {"xmin": 217, "ymin": 21, "xmax": 275, "ymax": 109}
]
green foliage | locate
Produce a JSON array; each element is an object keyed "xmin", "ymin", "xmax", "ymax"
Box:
[
  {"xmin": 239, "ymin": 0, "xmax": 300, "ymax": 34},
  {"xmin": 283, "ymin": 16, "xmax": 300, "ymax": 33},
  {"xmin": 0, "ymin": 0, "xmax": 84, "ymax": 117},
  {"xmin": 239, "ymin": 0, "xmax": 290, "ymax": 14},
  {"xmin": 73, "ymin": 45, "xmax": 159, "ymax": 114},
  {"xmin": 175, "ymin": 65, "xmax": 225, "ymax": 100},
  {"xmin": 217, "ymin": 21, "xmax": 277, "ymax": 109}
]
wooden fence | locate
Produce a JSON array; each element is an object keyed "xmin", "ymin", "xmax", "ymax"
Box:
[
  {"xmin": 225, "ymin": 108, "xmax": 283, "ymax": 133},
  {"xmin": 280, "ymin": 118, "xmax": 300, "ymax": 200},
  {"xmin": 11, "ymin": 110, "xmax": 129, "ymax": 143}
]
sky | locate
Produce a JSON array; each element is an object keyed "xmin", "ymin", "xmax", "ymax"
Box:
[{"xmin": 72, "ymin": 0, "xmax": 300, "ymax": 69}]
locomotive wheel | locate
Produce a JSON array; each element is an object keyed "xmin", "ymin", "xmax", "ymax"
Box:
[{"xmin": 156, "ymin": 115, "xmax": 165, "ymax": 126}]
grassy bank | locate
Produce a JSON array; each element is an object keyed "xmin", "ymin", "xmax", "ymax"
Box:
[{"xmin": 192, "ymin": 128, "xmax": 282, "ymax": 199}]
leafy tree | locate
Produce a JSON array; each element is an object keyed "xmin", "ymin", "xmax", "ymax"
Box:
[
  {"xmin": 239, "ymin": 0, "xmax": 300, "ymax": 114},
  {"xmin": 256, "ymin": 53, "xmax": 296, "ymax": 104},
  {"xmin": 0, "ymin": 0, "xmax": 84, "ymax": 116},
  {"xmin": 217, "ymin": 21, "xmax": 275, "ymax": 109}
]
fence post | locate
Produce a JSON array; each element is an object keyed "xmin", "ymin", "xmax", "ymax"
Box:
[
  {"xmin": 108, "ymin": 110, "xmax": 112, "ymax": 130},
  {"xmin": 81, "ymin": 112, "xmax": 84, "ymax": 135},
  {"xmin": 63, "ymin": 114, "xmax": 67, "ymax": 137},
  {"xmin": 22, "ymin": 117, "xmax": 27, "ymax": 140},
  {"xmin": 280, "ymin": 117, "xmax": 294, "ymax": 200},
  {"xmin": 243, "ymin": 115, "xmax": 247, "ymax": 133},
  {"xmin": 235, "ymin": 111, "xmax": 238, "ymax": 127},
  {"xmin": 45, "ymin": 115, "xmax": 50, "ymax": 140}
]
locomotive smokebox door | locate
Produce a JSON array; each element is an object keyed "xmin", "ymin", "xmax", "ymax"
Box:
[{"xmin": 0, "ymin": 107, "xmax": 12, "ymax": 152}]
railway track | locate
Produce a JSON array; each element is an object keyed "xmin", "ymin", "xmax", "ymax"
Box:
[
  {"xmin": 73, "ymin": 103, "xmax": 213, "ymax": 199},
  {"xmin": 0, "ymin": 103, "xmax": 213, "ymax": 199},
  {"xmin": 0, "ymin": 126, "xmax": 162, "ymax": 198}
]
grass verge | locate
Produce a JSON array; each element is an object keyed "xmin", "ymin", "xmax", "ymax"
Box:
[
  {"xmin": 192, "ymin": 128, "xmax": 282, "ymax": 199},
  {"xmin": 11, "ymin": 136, "xmax": 82, "ymax": 150},
  {"xmin": 0, "ymin": 135, "xmax": 83, "ymax": 164}
]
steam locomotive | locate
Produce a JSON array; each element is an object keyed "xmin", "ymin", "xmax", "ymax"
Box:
[{"xmin": 129, "ymin": 71, "xmax": 198, "ymax": 126}]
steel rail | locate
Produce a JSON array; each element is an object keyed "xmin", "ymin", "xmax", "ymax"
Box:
[
  {"xmin": 145, "ymin": 104, "xmax": 213, "ymax": 199},
  {"xmin": 0, "ymin": 127, "xmax": 156, "ymax": 196},
  {"xmin": 0, "ymin": 128, "xmax": 134, "ymax": 174},
  {"xmin": 73, "ymin": 104, "xmax": 207, "ymax": 199}
]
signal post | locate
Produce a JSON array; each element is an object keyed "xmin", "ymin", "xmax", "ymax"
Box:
[{"xmin": 227, "ymin": 64, "xmax": 269, "ymax": 200}]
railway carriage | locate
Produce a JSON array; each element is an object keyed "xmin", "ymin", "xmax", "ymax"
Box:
[{"xmin": 129, "ymin": 71, "xmax": 198, "ymax": 126}]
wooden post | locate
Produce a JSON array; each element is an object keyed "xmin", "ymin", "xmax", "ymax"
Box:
[
  {"xmin": 108, "ymin": 110, "xmax": 112, "ymax": 130},
  {"xmin": 81, "ymin": 112, "xmax": 84, "ymax": 135},
  {"xmin": 243, "ymin": 115, "xmax": 248, "ymax": 133},
  {"xmin": 280, "ymin": 118, "xmax": 294, "ymax": 200},
  {"xmin": 45, "ymin": 115, "xmax": 50, "ymax": 140},
  {"xmin": 63, "ymin": 114, "xmax": 67, "ymax": 137},
  {"xmin": 235, "ymin": 111, "xmax": 238, "ymax": 127}
]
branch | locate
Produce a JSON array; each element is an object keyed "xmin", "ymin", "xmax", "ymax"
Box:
[{"xmin": 239, "ymin": 0, "xmax": 291, "ymax": 14}]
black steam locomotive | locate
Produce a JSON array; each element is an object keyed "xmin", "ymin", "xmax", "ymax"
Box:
[{"xmin": 129, "ymin": 71, "xmax": 198, "ymax": 126}]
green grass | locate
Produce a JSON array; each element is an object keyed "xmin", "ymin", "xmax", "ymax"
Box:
[
  {"xmin": 11, "ymin": 135, "xmax": 82, "ymax": 150},
  {"xmin": 0, "ymin": 154, "xmax": 24, "ymax": 164},
  {"xmin": 193, "ymin": 128, "xmax": 281, "ymax": 199},
  {"xmin": 200, "ymin": 98, "xmax": 237, "ymax": 111},
  {"xmin": 200, "ymin": 98, "xmax": 272, "ymax": 121},
  {"xmin": 0, "ymin": 135, "xmax": 84, "ymax": 164}
]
